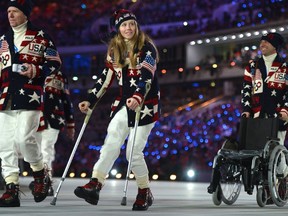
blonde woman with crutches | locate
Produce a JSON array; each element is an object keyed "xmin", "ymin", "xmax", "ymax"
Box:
[{"xmin": 74, "ymin": 9, "xmax": 160, "ymax": 211}]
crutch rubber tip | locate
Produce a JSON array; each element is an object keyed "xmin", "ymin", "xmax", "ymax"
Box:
[
  {"xmin": 121, "ymin": 197, "xmax": 127, "ymax": 206},
  {"xmin": 50, "ymin": 198, "xmax": 57, "ymax": 206}
]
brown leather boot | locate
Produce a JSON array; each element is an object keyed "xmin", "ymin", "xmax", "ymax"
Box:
[
  {"xmin": 32, "ymin": 169, "xmax": 51, "ymax": 203},
  {"xmin": 74, "ymin": 178, "xmax": 102, "ymax": 205},
  {"xmin": 0, "ymin": 183, "xmax": 20, "ymax": 207},
  {"xmin": 132, "ymin": 188, "xmax": 154, "ymax": 211}
]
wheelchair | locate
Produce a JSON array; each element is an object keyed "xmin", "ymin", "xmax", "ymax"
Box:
[{"xmin": 207, "ymin": 117, "xmax": 288, "ymax": 207}]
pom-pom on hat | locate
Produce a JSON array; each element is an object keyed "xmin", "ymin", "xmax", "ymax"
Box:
[
  {"xmin": 261, "ymin": 32, "xmax": 285, "ymax": 51},
  {"xmin": 8, "ymin": 0, "xmax": 33, "ymax": 18},
  {"xmin": 110, "ymin": 9, "xmax": 137, "ymax": 31}
]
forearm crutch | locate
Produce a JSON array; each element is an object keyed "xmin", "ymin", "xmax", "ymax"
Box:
[
  {"xmin": 121, "ymin": 83, "xmax": 151, "ymax": 206},
  {"xmin": 51, "ymin": 108, "xmax": 93, "ymax": 206}
]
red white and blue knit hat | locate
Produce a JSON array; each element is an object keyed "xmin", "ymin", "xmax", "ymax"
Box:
[
  {"xmin": 8, "ymin": 0, "xmax": 33, "ymax": 18},
  {"xmin": 110, "ymin": 9, "xmax": 137, "ymax": 31}
]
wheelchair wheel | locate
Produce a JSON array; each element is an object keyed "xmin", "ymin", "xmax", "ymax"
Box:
[
  {"xmin": 212, "ymin": 185, "xmax": 222, "ymax": 206},
  {"xmin": 216, "ymin": 163, "xmax": 242, "ymax": 205},
  {"xmin": 268, "ymin": 145, "xmax": 288, "ymax": 207},
  {"xmin": 256, "ymin": 186, "xmax": 267, "ymax": 207}
]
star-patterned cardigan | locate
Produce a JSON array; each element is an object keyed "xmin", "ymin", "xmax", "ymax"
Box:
[
  {"xmin": 241, "ymin": 55, "xmax": 288, "ymax": 130},
  {"xmin": 87, "ymin": 41, "xmax": 160, "ymax": 127},
  {"xmin": 0, "ymin": 21, "xmax": 61, "ymax": 111},
  {"xmin": 38, "ymin": 71, "xmax": 75, "ymax": 131}
]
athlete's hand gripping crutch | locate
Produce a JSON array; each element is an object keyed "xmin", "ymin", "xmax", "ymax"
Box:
[
  {"xmin": 50, "ymin": 106, "xmax": 94, "ymax": 206},
  {"xmin": 121, "ymin": 83, "xmax": 151, "ymax": 206}
]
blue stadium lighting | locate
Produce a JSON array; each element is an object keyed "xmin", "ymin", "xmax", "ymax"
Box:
[
  {"xmin": 224, "ymin": 110, "xmax": 228, "ymax": 115},
  {"xmin": 165, "ymin": 137, "xmax": 170, "ymax": 142},
  {"xmin": 72, "ymin": 89, "xmax": 80, "ymax": 94},
  {"xmin": 188, "ymin": 120, "xmax": 193, "ymax": 125},
  {"xmin": 121, "ymin": 145, "xmax": 125, "ymax": 150},
  {"xmin": 217, "ymin": 113, "xmax": 221, "ymax": 118},
  {"xmin": 172, "ymin": 129, "xmax": 180, "ymax": 134},
  {"xmin": 228, "ymin": 117, "xmax": 233, "ymax": 121},
  {"xmin": 144, "ymin": 152, "xmax": 149, "ymax": 156},
  {"xmin": 198, "ymin": 94, "xmax": 204, "ymax": 99},
  {"xmin": 173, "ymin": 139, "xmax": 177, "ymax": 144},
  {"xmin": 171, "ymin": 149, "xmax": 178, "ymax": 154},
  {"xmin": 185, "ymin": 107, "xmax": 191, "ymax": 111},
  {"xmin": 164, "ymin": 143, "xmax": 169, "ymax": 148},
  {"xmin": 192, "ymin": 82, "xmax": 199, "ymax": 87},
  {"xmin": 257, "ymin": 12, "xmax": 263, "ymax": 18},
  {"xmin": 214, "ymin": 134, "xmax": 220, "ymax": 140},
  {"xmin": 81, "ymin": 4, "xmax": 87, "ymax": 9},
  {"xmin": 88, "ymin": 145, "xmax": 101, "ymax": 151},
  {"xmin": 208, "ymin": 161, "xmax": 213, "ymax": 167},
  {"xmin": 74, "ymin": 54, "xmax": 81, "ymax": 59},
  {"xmin": 242, "ymin": 3, "xmax": 247, "ymax": 9},
  {"xmin": 200, "ymin": 138, "xmax": 204, "ymax": 143},
  {"xmin": 156, "ymin": 155, "xmax": 161, "ymax": 160},
  {"xmin": 186, "ymin": 135, "xmax": 191, "ymax": 140},
  {"xmin": 161, "ymin": 150, "xmax": 167, "ymax": 155},
  {"xmin": 184, "ymin": 146, "xmax": 189, "ymax": 151},
  {"xmin": 203, "ymin": 131, "xmax": 207, "ymax": 135}
]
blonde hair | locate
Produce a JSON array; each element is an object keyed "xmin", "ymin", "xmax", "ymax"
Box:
[{"xmin": 107, "ymin": 22, "xmax": 159, "ymax": 68}]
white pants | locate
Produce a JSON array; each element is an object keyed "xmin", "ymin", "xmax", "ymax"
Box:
[
  {"xmin": 0, "ymin": 111, "xmax": 42, "ymax": 179},
  {"xmin": 93, "ymin": 107, "xmax": 155, "ymax": 181},
  {"xmin": 35, "ymin": 124, "xmax": 59, "ymax": 172}
]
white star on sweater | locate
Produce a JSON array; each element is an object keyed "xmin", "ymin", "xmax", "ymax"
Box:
[
  {"xmin": 91, "ymin": 88, "xmax": 98, "ymax": 95},
  {"xmin": 271, "ymin": 90, "xmax": 277, "ymax": 96},
  {"xmin": 38, "ymin": 30, "xmax": 44, "ymax": 37},
  {"xmin": 141, "ymin": 105, "xmax": 153, "ymax": 119},
  {"xmin": 28, "ymin": 92, "xmax": 40, "ymax": 103},
  {"xmin": 58, "ymin": 117, "xmax": 65, "ymax": 125},
  {"xmin": 130, "ymin": 78, "xmax": 137, "ymax": 87},
  {"xmin": 19, "ymin": 89, "xmax": 25, "ymax": 95},
  {"xmin": 244, "ymin": 101, "xmax": 250, "ymax": 106}
]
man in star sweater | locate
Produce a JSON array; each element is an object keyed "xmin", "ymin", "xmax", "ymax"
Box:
[
  {"xmin": 241, "ymin": 32, "xmax": 288, "ymax": 142},
  {"xmin": 0, "ymin": 0, "xmax": 61, "ymax": 207}
]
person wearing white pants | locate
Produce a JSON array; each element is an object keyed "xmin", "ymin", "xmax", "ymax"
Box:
[
  {"xmin": 29, "ymin": 71, "xmax": 75, "ymax": 196},
  {"xmin": 0, "ymin": 0, "xmax": 62, "ymax": 207},
  {"xmin": 74, "ymin": 9, "xmax": 160, "ymax": 211}
]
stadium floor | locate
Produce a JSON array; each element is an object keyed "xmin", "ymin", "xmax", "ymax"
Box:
[{"xmin": 1, "ymin": 177, "xmax": 288, "ymax": 216}]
